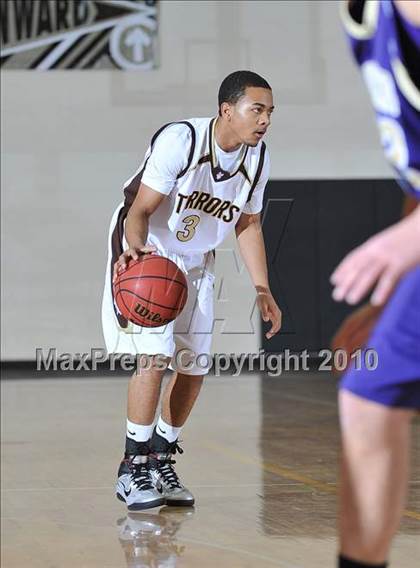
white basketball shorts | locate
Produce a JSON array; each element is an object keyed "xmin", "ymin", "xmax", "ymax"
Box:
[{"xmin": 101, "ymin": 204, "xmax": 215, "ymax": 376}]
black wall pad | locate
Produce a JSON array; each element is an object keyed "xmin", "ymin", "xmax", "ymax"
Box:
[{"xmin": 261, "ymin": 179, "xmax": 403, "ymax": 353}]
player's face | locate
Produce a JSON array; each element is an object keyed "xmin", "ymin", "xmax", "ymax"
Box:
[{"xmin": 230, "ymin": 87, "xmax": 274, "ymax": 146}]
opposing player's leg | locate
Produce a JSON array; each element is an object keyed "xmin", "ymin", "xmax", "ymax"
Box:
[
  {"xmin": 149, "ymin": 258, "xmax": 215, "ymax": 507},
  {"xmin": 337, "ymin": 267, "xmax": 420, "ymax": 567},
  {"xmin": 339, "ymin": 391, "xmax": 414, "ymax": 565}
]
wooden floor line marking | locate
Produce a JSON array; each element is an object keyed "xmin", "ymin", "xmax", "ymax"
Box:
[{"xmin": 205, "ymin": 442, "xmax": 420, "ymax": 521}]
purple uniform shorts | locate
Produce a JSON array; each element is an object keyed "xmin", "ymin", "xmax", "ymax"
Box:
[{"xmin": 340, "ymin": 266, "xmax": 420, "ymax": 409}]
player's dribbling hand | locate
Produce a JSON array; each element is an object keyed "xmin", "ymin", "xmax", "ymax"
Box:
[
  {"xmin": 113, "ymin": 245, "xmax": 157, "ymax": 283},
  {"xmin": 256, "ymin": 288, "xmax": 282, "ymax": 339},
  {"xmin": 330, "ymin": 207, "xmax": 420, "ymax": 306},
  {"xmin": 331, "ymin": 303, "xmax": 383, "ymax": 373}
]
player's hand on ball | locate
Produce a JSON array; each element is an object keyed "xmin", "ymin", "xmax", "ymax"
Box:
[
  {"xmin": 331, "ymin": 303, "xmax": 383, "ymax": 373},
  {"xmin": 256, "ymin": 288, "xmax": 282, "ymax": 339},
  {"xmin": 330, "ymin": 208, "xmax": 420, "ymax": 306},
  {"xmin": 113, "ymin": 245, "xmax": 157, "ymax": 283}
]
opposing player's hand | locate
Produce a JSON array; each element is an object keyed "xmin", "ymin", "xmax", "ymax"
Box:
[
  {"xmin": 113, "ymin": 245, "xmax": 157, "ymax": 283},
  {"xmin": 331, "ymin": 303, "xmax": 383, "ymax": 373},
  {"xmin": 257, "ymin": 289, "xmax": 282, "ymax": 339},
  {"xmin": 331, "ymin": 208, "xmax": 420, "ymax": 306}
]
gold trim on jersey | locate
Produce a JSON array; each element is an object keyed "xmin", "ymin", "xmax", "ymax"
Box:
[
  {"xmin": 391, "ymin": 58, "xmax": 420, "ymax": 111},
  {"xmin": 339, "ymin": 0, "xmax": 379, "ymax": 40},
  {"xmin": 209, "ymin": 118, "xmax": 249, "ymax": 181}
]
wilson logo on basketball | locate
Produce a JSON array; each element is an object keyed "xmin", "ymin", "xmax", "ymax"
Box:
[{"xmin": 134, "ymin": 303, "xmax": 171, "ymax": 326}]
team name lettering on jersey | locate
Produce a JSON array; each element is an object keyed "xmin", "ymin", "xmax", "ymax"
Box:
[{"xmin": 175, "ymin": 191, "xmax": 240, "ymax": 223}]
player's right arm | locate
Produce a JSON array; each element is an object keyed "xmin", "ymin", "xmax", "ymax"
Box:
[
  {"xmin": 113, "ymin": 124, "xmax": 192, "ymax": 282},
  {"xmin": 113, "ymin": 184, "xmax": 165, "ymax": 280}
]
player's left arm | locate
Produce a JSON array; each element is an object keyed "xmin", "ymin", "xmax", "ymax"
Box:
[{"xmin": 235, "ymin": 212, "xmax": 282, "ymax": 339}]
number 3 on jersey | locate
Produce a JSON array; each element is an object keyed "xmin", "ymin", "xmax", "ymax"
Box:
[{"xmin": 176, "ymin": 214, "xmax": 200, "ymax": 242}]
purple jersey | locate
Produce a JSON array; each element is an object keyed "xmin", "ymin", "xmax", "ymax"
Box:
[{"xmin": 341, "ymin": 0, "xmax": 420, "ymax": 199}]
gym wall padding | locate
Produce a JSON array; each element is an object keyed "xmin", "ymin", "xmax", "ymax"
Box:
[{"xmin": 261, "ymin": 179, "xmax": 403, "ymax": 353}]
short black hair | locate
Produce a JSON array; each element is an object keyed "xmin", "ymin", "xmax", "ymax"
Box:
[{"xmin": 218, "ymin": 70, "xmax": 271, "ymax": 115}]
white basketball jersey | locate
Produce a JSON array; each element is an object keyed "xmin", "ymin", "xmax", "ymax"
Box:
[{"xmin": 122, "ymin": 117, "xmax": 270, "ymax": 268}]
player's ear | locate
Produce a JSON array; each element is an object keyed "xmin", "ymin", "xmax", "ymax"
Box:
[{"xmin": 220, "ymin": 102, "xmax": 232, "ymax": 121}]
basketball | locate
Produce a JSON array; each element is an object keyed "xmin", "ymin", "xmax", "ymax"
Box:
[{"xmin": 113, "ymin": 254, "xmax": 188, "ymax": 327}]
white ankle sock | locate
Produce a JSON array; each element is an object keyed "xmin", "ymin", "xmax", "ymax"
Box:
[
  {"xmin": 156, "ymin": 417, "xmax": 182, "ymax": 443},
  {"xmin": 126, "ymin": 419, "xmax": 154, "ymax": 442}
]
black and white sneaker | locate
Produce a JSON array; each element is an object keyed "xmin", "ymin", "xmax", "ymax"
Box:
[
  {"xmin": 116, "ymin": 453, "xmax": 165, "ymax": 511},
  {"xmin": 149, "ymin": 429, "xmax": 195, "ymax": 507}
]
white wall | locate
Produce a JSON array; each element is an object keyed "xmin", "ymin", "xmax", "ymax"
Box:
[{"xmin": 1, "ymin": 0, "xmax": 391, "ymax": 360}]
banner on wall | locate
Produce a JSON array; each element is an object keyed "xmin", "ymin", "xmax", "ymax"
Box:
[{"xmin": 0, "ymin": 0, "xmax": 158, "ymax": 70}]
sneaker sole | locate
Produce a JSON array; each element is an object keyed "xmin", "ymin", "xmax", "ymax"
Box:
[
  {"xmin": 165, "ymin": 498, "xmax": 195, "ymax": 507},
  {"xmin": 116, "ymin": 492, "xmax": 165, "ymax": 511}
]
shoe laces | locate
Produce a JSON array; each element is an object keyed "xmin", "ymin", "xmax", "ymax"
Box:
[
  {"xmin": 128, "ymin": 458, "xmax": 154, "ymax": 491},
  {"xmin": 157, "ymin": 442, "xmax": 184, "ymax": 489}
]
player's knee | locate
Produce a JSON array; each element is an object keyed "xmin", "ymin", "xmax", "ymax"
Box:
[
  {"xmin": 174, "ymin": 372, "xmax": 205, "ymax": 394},
  {"xmin": 177, "ymin": 372, "xmax": 204, "ymax": 384},
  {"xmin": 338, "ymin": 390, "xmax": 388, "ymax": 456},
  {"xmin": 134, "ymin": 354, "xmax": 171, "ymax": 376},
  {"xmin": 339, "ymin": 389, "xmax": 376, "ymax": 433},
  {"xmin": 339, "ymin": 390, "xmax": 415, "ymax": 464}
]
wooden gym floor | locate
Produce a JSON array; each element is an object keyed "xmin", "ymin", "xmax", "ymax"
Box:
[{"xmin": 2, "ymin": 371, "xmax": 419, "ymax": 567}]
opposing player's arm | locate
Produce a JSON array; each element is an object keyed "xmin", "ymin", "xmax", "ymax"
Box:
[
  {"xmin": 331, "ymin": 195, "xmax": 419, "ymax": 363},
  {"xmin": 235, "ymin": 212, "xmax": 282, "ymax": 339},
  {"xmin": 394, "ymin": 0, "xmax": 420, "ymax": 25},
  {"xmin": 331, "ymin": 204, "xmax": 420, "ymax": 306},
  {"xmin": 402, "ymin": 195, "xmax": 419, "ymax": 217}
]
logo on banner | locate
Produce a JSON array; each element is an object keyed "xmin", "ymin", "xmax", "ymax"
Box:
[{"xmin": 0, "ymin": 0, "xmax": 158, "ymax": 70}]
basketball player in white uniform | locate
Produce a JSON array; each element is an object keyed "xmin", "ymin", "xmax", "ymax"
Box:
[{"xmin": 102, "ymin": 71, "xmax": 281, "ymax": 510}]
